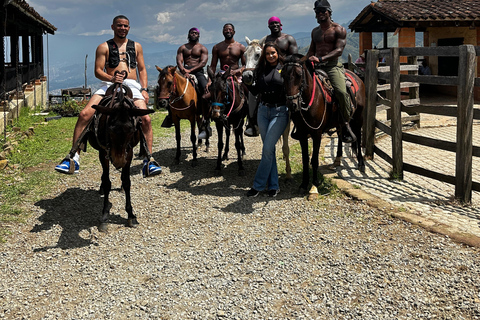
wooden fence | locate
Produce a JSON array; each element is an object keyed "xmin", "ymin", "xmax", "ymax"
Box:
[{"xmin": 363, "ymin": 45, "xmax": 480, "ymax": 203}]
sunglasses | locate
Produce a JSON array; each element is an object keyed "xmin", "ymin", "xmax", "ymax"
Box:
[{"xmin": 314, "ymin": 7, "xmax": 328, "ymax": 13}]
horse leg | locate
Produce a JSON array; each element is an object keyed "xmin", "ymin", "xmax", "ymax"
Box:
[
  {"xmin": 190, "ymin": 117, "xmax": 198, "ymax": 167},
  {"xmin": 98, "ymin": 151, "xmax": 112, "ymax": 233},
  {"xmin": 352, "ymin": 118, "xmax": 365, "ymax": 172},
  {"xmin": 299, "ymin": 137, "xmax": 310, "ymax": 193},
  {"xmin": 174, "ymin": 120, "xmax": 181, "ymax": 165},
  {"xmin": 234, "ymin": 126, "xmax": 246, "ymax": 176},
  {"xmin": 308, "ymin": 136, "xmax": 322, "ymax": 201},
  {"xmin": 215, "ymin": 121, "xmax": 224, "ymax": 175},
  {"xmin": 334, "ymin": 138, "xmax": 343, "ymax": 167},
  {"xmin": 121, "ymin": 160, "xmax": 138, "ymax": 228},
  {"xmin": 222, "ymin": 126, "xmax": 230, "ymax": 161},
  {"xmin": 282, "ymin": 122, "xmax": 292, "ymax": 180}
]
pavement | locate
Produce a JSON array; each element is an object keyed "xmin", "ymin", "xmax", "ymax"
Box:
[{"xmin": 320, "ymin": 96, "xmax": 480, "ymax": 248}]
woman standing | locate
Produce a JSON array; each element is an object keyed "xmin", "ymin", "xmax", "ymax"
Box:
[{"xmin": 243, "ymin": 42, "xmax": 289, "ymax": 197}]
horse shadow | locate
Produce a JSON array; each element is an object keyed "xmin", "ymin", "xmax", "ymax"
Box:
[{"xmin": 31, "ymin": 187, "xmax": 129, "ymax": 251}]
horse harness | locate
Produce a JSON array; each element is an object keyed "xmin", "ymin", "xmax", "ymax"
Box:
[
  {"xmin": 160, "ymin": 72, "xmax": 195, "ymax": 111},
  {"xmin": 211, "ymin": 75, "xmax": 246, "ymax": 129}
]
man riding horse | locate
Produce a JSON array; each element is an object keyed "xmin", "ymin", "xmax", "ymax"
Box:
[
  {"xmin": 305, "ymin": 0, "xmax": 356, "ymax": 143},
  {"xmin": 55, "ymin": 15, "xmax": 162, "ymax": 177},
  {"xmin": 162, "ymin": 27, "xmax": 210, "ymax": 137}
]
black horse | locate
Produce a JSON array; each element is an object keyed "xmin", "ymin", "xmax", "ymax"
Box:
[
  {"xmin": 282, "ymin": 54, "xmax": 366, "ymax": 199},
  {"xmin": 207, "ymin": 66, "xmax": 248, "ymax": 176},
  {"xmin": 86, "ymin": 83, "xmax": 154, "ymax": 231}
]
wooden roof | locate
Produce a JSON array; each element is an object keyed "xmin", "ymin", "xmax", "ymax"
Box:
[
  {"xmin": 349, "ymin": 0, "xmax": 480, "ymax": 32},
  {"xmin": 1, "ymin": 0, "xmax": 56, "ymax": 35}
]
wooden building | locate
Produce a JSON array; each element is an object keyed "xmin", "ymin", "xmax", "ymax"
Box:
[
  {"xmin": 349, "ymin": 0, "xmax": 480, "ymax": 98},
  {"xmin": 1, "ymin": 0, "xmax": 56, "ymax": 98}
]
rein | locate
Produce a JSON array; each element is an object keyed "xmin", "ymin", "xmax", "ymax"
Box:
[{"xmin": 160, "ymin": 72, "xmax": 192, "ymax": 111}]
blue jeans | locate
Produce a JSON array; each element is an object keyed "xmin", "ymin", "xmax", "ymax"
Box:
[{"xmin": 252, "ymin": 103, "xmax": 289, "ymax": 191}]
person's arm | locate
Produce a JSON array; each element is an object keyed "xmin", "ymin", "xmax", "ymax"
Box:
[
  {"xmin": 176, "ymin": 46, "xmax": 187, "ymax": 75},
  {"xmin": 210, "ymin": 45, "xmax": 219, "ymax": 74},
  {"xmin": 287, "ymin": 35, "xmax": 298, "ymax": 55},
  {"xmin": 306, "ymin": 35, "xmax": 319, "ymax": 63},
  {"xmin": 135, "ymin": 42, "xmax": 149, "ymax": 101},
  {"xmin": 94, "ymin": 43, "xmax": 123, "ymax": 82}
]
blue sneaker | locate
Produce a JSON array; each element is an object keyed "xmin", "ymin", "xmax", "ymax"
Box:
[
  {"xmin": 143, "ymin": 159, "xmax": 162, "ymax": 177},
  {"xmin": 55, "ymin": 158, "xmax": 79, "ymax": 174}
]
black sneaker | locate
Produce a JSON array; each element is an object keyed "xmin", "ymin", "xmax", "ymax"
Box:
[
  {"xmin": 246, "ymin": 188, "xmax": 260, "ymax": 197},
  {"xmin": 268, "ymin": 189, "xmax": 279, "ymax": 197}
]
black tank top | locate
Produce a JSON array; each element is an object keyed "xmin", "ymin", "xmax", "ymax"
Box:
[{"xmin": 106, "ymin": 39, "xmax": 137, "ymax": 69}]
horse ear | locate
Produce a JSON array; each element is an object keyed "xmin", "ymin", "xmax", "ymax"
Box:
[
  {"xmin": 245, "ymin": 36, "xmax": 251, "ymax": 45},
  {"xmin": 129, "ymin": 108, "xmax": 155, "ymax": 117},
  {"xmin": 92, "ymin": 104, "xmax": 114, "ymax": 115},
  {"xmin": 222, "ymin": 67, "xmax": 231, "ymax": 79},
  {"xmin": 170, "ymin": 66, "xmax": 177, "ymax": 75},
  {"xmin": 156, "ymin": 65, "xmax": 162, "ymax": 73}
]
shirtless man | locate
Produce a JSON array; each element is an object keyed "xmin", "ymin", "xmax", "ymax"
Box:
[
  {"xmin": 210, "ymin": 23, "xmax": 246, "ymax": 77},
  {"xmin": 245, "ymin": 16, "xmax": 298, "ymax": 136},
  {"xmin": 55, "ymin": 15, "xmax": 162, "ymax": 177},
  {"xmin": 162, "ymin": 28, "xmax": 209, "ymax": 129},
  {"xmin": 306, "ymin": 0, "xmax": 356, "ymax": 143}
]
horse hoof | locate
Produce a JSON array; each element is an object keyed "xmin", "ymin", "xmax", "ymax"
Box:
[
  {"xmin": 333, "ymin": 160, "xmax": 341, "ymax": 167},
  {"xmin": 238, "ymin": 169, "xmax": 246, "ymax": 177},
  {"xmin": 98, "ymin": 222, "xmax": 108, "ymax": 233},
  {"xmin": 307, "ymin": 193, "xmax": 319, "ymax": 201},
  {"xmin": 214, "ymin": 169, "xmax": 222, "ymax": 177},
  {"xmin": 359, "ymin": 164, "xmax": 366, "ymax": 173},
  {"xmin": 127, "ymin": 218, "xmax": 139, "ymax": 228},
  {"xmin": 174, "ymin": 159, "xmax": 180, "ymax": 165}
]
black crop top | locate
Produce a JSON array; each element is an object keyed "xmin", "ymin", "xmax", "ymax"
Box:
[
  {"xmin": 106, "ymin": 39, "xmax": 137, "ymax": 69},
  {"xmin": 248, "ymin": 63, "xmax": 286, "ymax": 105}
]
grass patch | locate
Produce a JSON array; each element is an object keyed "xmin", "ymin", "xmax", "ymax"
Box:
[{"xmin": 0, "ymin": 107, "xmax": 170, "ymax": 242}]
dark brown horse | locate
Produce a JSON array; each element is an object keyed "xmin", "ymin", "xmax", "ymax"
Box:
[
  {"xmin": 207, "ymin": 66, "xmax": 248, "ymax": 176},
  {"xmin": 282, "ymin": 54, "xmax": 365, "ymax": 198},
  {"xmin": 87, "ymin": 83, "xmax": 154, "ymax": 231},
  {"xmin": 156, "ymin": 65, "xmax": 207, "ymax": 166}
]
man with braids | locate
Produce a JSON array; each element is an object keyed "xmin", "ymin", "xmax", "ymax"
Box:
[
  {"xmin": 306, "ymin": 0, "xmax": 356, "ymax": 143},
  {"xmin": 55, "ymin": 15, "xmax": 162, "ymax": 177}
]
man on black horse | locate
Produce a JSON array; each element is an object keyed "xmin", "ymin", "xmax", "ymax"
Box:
[
  {"xmin": 55, "ymin": 15, "xmax": 162, "ymax": 177},
  {"xmin": 163, "ymin": 28, "xmax": 210, "ymax": 138},
  {"xmin": 305, "ymin": 0, "xmax": 356, "ymax": 143}
]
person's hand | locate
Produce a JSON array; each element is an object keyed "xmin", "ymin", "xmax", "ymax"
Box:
[
  {"xmin": 142, "ymin": 90, "xmax": 149, "ymax": 103},
  {"xmin": 112, "ymin": 72, "xmax": 125, "ymax": 84},
  {"xmin": 308, "ymin": 56, "xmax": 321, "ymax": 63}
]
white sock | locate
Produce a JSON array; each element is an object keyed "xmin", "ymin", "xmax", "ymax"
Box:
[{"xmin": 73, "ymin": 152, "xmax": 80, "ymax": 164}]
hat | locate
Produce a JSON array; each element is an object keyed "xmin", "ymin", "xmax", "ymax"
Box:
[
  {"xmin": 188, "ymin": 27, "xmax": 200, "ymax": 35},
  {"xmin": 268, "ymin": 16, "xmax": 282, "ymax": 30},
  {"xmin": 314, "ymin": 0, "xmax": 332, "ymax": 13}
]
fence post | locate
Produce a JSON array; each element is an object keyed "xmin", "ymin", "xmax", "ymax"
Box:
[
  {"xmin": 390, "ymin": 47, "xmax": 403, "ymax": 179},
  {"xmin": 364, "ymin": 49, "xmax": 379, "ymax": 159},
  {"xmin": 455, "ymin": 45, "xmax": 475, "ymax": 203}
]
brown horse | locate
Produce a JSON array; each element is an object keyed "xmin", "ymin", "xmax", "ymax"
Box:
[
  {"xmin": 156, "ymin": 65, "xmax": 206, "ymax": 166},
  {"xmin": 282, "ymin": 54, "xmax": 365, "ymax": 197},
  {"xmin": 87, "ymin": 83, "xmax": 154, "ymax": 232},
  {"xmin": 207, "ymin": 66, "xmax": 248, "ymax": 176}
]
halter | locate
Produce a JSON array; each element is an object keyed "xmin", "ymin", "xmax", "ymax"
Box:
[{"xmin": 211, "ymin": 75, "xmax": 245, "ymax": 129}]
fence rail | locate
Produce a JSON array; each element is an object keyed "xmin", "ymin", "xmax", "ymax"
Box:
[{"xmin": 364, "ymin": 45, "xmax": 479, "ymax": 203}]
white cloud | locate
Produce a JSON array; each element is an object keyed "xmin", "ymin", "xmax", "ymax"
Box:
[
  {"xmin": 79, "ymin": 29, "xmax": 112, "ymax": 37},
  {"xmin": 156, "ymin": 12, "xmax": 172, "ymax": 24}
]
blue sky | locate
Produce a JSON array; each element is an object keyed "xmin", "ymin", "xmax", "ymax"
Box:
[{"xmin": 30, "ymin": 0, "xmax": 373, "ymax": 63}]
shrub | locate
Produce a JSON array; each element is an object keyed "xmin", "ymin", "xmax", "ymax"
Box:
[{"xmin": 48, "ymin": 96, "xmax": 88, "ymax": 117}]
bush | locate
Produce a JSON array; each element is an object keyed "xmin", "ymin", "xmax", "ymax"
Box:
[{"xmin": 48, "ymin": 96, "xmax": 88, "ymax": 117}]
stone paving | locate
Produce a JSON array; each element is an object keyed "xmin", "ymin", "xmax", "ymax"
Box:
[{"xmin": 322, "ymin": 123, "xmax": 480, "ymax": 241}]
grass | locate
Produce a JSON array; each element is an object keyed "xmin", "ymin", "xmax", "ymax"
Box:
[{"xmin": 0, "ymin": 107, "xmax": 168, "ymax": 243}]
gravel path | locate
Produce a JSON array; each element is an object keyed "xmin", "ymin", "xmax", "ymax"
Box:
[{"xmin": 1, "ymin": 125, "xmax": 480, "ymax": 319}]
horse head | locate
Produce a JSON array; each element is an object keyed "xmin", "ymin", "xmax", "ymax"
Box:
[
  {"xmin": 207, "ymin": 65, "xmax": 233, "ymax": 120},
  {"xmin": 156, "ymin": 65, "xmax": 177, "ymax": 109},
  {"xmin": 92, "ymin": 99, "xmax": 154, "ymax": 170},
  {"xmin": 282, "ymin": 54, "xmax": 309, "ymax": 112},
  {"xmin": 243, "ymin": 36, "xmax": 262, "ymax": 85}
]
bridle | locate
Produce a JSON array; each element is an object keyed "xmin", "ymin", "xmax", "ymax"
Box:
[
  {"xmin": 158, "ymin": 71, "xmax": 192, "ymax": 111},
  {"xmin": 283, "ymin": 60, "xmax": 327, "ymax": 131},
  {"xmin": 211, "ymin": 75, "xmax": 245, "ymax": 129}
]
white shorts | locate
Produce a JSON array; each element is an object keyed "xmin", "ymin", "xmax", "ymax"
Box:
[{"xmin": 95, "ymin": 79, "xmax": 144, "ymax": 100}]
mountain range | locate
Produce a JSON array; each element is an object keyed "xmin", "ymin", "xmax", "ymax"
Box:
[{"xmin": 47, "ymin": 24, "xmax": 410, "ymax": 95}]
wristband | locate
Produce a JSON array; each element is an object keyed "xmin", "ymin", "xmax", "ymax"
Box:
[{"xmin": 140, "ymin": 88, "xmax": 148, "ymax": 92}]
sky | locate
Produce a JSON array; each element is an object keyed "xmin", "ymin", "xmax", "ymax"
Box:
[{"xmin": 29, "ymin": 0, "xmax": 374, "ymax": 63}]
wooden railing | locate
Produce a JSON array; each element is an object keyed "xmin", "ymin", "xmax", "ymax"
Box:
[{"xmin": 364, "ymin": 45, "xmax": 480, "ymax": 203}]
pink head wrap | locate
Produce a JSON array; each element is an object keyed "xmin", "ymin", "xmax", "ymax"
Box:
[{"xmin": 268, "ymin": 16, "xmax": 282, "ymax": 30}]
